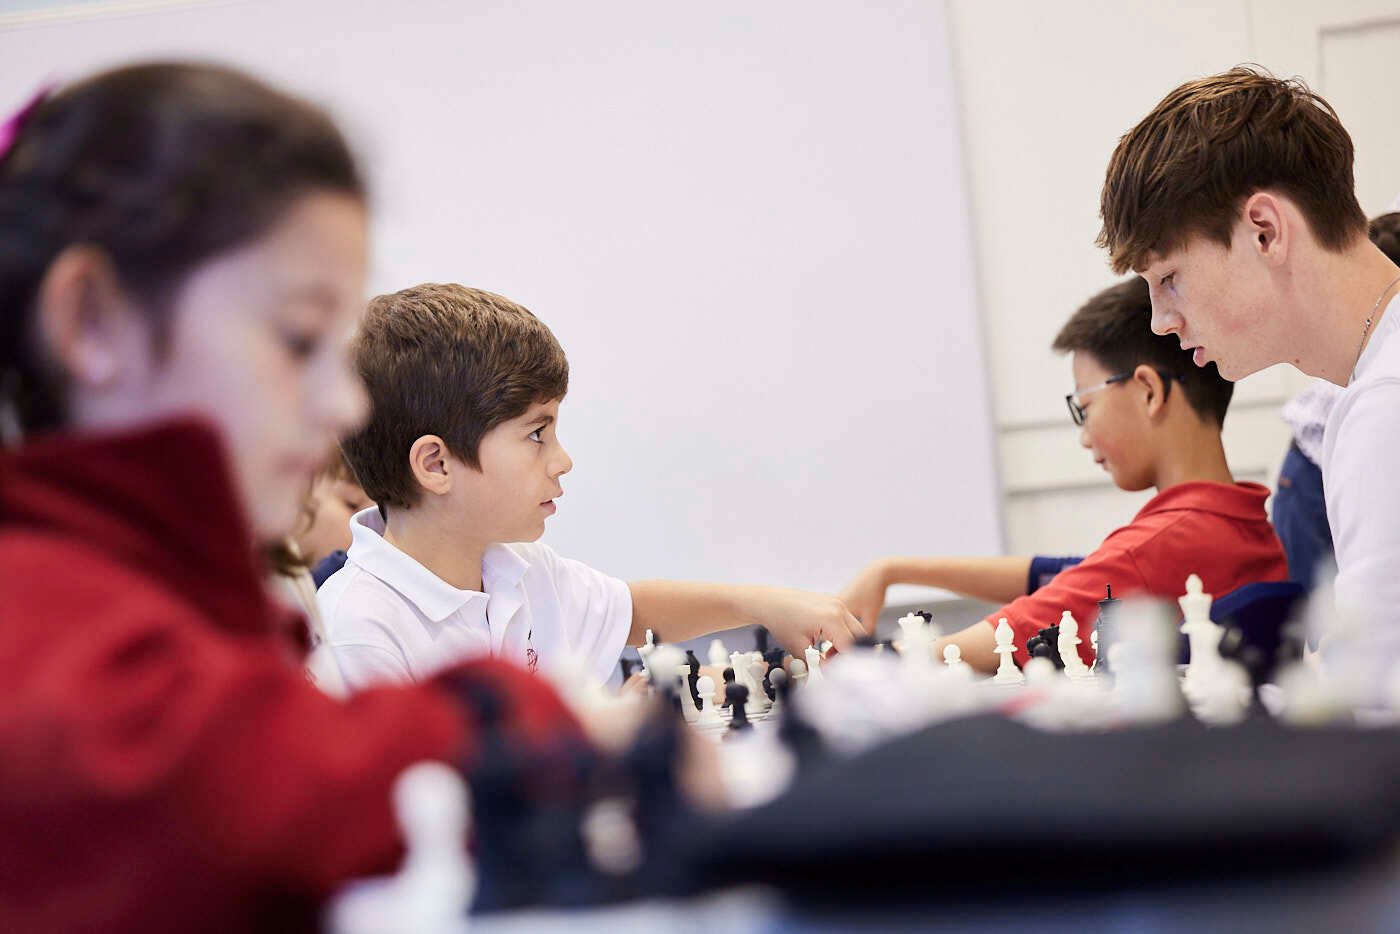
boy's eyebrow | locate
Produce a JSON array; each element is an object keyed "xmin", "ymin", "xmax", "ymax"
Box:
[{"xmin": 525, "ymin": 414, "xmax": 554, "ymax": 427}]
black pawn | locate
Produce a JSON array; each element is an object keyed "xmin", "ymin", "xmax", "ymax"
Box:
[
  {"xmin": 768, "ymin": 666, "xmax": 788, "ymax": 703},
  {"xmin": 685, "ymin": 650, "xmax": 703, "ymax": 709},
  {"xmin": 726, "ymin": 683, "xmax": 752, "ymax": 731},
  {"xmin": 721, "ymin": 667, "xmax": 736, "ymax": 708}
]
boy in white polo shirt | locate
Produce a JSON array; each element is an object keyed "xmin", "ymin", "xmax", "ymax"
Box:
[{"xmin": 320, "ymin": 283, "xmax": 863, "ymax": 690}]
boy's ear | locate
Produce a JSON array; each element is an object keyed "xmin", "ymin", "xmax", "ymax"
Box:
[
  {"xmin": 407, "ymin": 434, "xmax": 452, "ymax": 496},
  {"xmin": 1240, "ymin": 191, "xmax": 1288, "ymax": 266},
  {"xmin": 1134, "ymin": 364, "xmax": 1168, "ymax": 419},
  {"xmin": 34, "ymin": 245, "xmax": 146, "ymax": 389}
]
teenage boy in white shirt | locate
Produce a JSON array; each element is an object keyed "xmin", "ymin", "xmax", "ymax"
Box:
[
  {"xmin": 1097, "ymin": 66, "xmax": 1400, "ymax": 692},
  {"xmin": 320, "ymin": 283, "xmax": 862, "ymax": 690}
]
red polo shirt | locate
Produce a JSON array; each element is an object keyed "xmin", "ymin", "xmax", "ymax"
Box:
[{"xmin": 992, "ymin": 482, "xmax": 1288, "ymax": 666}]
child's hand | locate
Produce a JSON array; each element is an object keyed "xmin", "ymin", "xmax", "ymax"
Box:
[
  {"xmin": 744, "ymin": 587, "xmax": 864, "ymax": 654},
  {"xmin": 838, "ymin": 560, "xmax": 889, "ymax": 634}
]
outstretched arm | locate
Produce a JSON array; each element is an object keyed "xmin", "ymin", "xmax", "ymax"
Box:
[
  {"xmin": 839, "ymin": 556, "xmax": 1032, "ymax": 631},
  {"xmin": 627, "ymin": 580, "xmax": 864, "ymax": 655}
]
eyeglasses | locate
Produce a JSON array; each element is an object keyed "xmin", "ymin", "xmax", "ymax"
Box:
[
  {"xmin": 1065, "ymin": 373, "xmax": 1132, "ymax": 426},
  {"xmin": 1065, "ymin": 369, "xmax": 1184, "ymax": 426}
]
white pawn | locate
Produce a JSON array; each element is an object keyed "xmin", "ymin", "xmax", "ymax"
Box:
[
  {"xmin": 695, "ymin": 674, "xmax": 722, "ymax": 726},
  {"xmin": 992, "ymin": 618, "xmax": 1025, "ymax": 685},
  {"xmin": 1058, "ymin": 611, "xmax": 1091, "ymax": 680},
  {"xmin": 328, "ymin": 761, "xmax": 475, "ymax": 934},
  {"xmin": 789, "ymin": 657, "xmax": 809, "ymax": 690},
  {"xmin": 804, "ymin": 645, "xmax": 825, "ymax": 684},
  {"xmin": 675, "ymin": 663, "xmax": 699, "ymax": 723},
  {"xmin": 707, "ymin": 638, "xmax": 729, "ymax": 669},
  {"xmin": 942, "ymin": 643, "xmax": 968, "ymax": 672}
]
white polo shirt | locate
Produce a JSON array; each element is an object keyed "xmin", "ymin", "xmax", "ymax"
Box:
[
  {"xmin": 1322, "ymin": 293, "xmax": 1400, "ymax": 665},
  {"xmin": 319, "ymin": 508, "xmax": 633, "ymax": 692}
]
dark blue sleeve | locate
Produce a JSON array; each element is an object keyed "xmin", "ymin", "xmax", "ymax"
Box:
[
  {"xmin": 311, "ymin": 550, "xmax": 349, "ymax": 589},
  {"xmin": 1027, "ymin": 555, "xmax": 1085, "ymax": 594}
]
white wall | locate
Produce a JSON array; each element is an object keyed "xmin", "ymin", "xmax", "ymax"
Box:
[
  {"xmin": 0, "ymin": 0, "xmax": 1003, "ymax": 600},
  {"xmin": 948, "ymin": 0, "xmax": 1400, "ymax": 558}
]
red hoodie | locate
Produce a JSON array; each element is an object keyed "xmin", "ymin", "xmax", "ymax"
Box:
[{"xmin": 0, "ymin": 420, "xmax": 582, "ymax": 932}]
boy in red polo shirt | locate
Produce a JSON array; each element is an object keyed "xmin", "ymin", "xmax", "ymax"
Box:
[{"xmin": 840, "ymin": 277, "xmax": 1287, "ymax": 670}]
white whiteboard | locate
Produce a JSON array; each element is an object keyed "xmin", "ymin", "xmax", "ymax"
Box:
[{"xmin": 0, "ymin": 0, "xmax": 1003, "ymax": 593}]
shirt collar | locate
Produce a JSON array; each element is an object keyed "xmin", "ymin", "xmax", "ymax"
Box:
[
  {"xmin": 1132, "ymin": 480, "xmax": 1271, "ymax": 523},
  {"xmin": 482, "ymin": 542, "xmax": 530, "ymax": 590},
  {"xmin": 346, "ymin": 507, "xmax": 487, "ymax": 623}
]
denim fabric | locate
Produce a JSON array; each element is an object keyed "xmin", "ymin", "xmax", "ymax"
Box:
[{"xmin": 1273, "ymin": 442, "xmax": 1333, "ymax": 591}]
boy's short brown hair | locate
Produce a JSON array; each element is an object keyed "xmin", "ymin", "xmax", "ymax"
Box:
[
  {"xmin": 342, "ymin": 283, "xmax": 568, "ymax": 511},
  {"xmin": 1098, "ymin": 65, "xmax": 1367, "ymax": 275},
  {"xmin": 1053, "ymin": 278, "xmax": 1234, "ymax": 425}
]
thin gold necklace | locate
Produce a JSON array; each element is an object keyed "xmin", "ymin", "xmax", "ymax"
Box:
[{"xmin": 1352, "ymin": 273, "xmax": 1400, "ymax": 382}]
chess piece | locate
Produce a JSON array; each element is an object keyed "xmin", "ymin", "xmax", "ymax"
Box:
[
  {"xmin": 1058, "ymin": 611, "xmax": 1091, "ymax": 680},
  {"xmin": 767, "ymin": 667, "xmax": 788, "ymax": 714},
  {"xmin": 647, "ymin": 644, "xmax": 685, "ymax": 700},
  {"xmin": 992, "ymin": 617, "xmax": 1025, "ymax": 685},
  {"xmin": 726, "ymin": 683, "xmax": 752, "ymax": 731},
  {"xmin": 394, "ymin": 761, "xmax": 475, "ymax": 929},
  {"xmin": 1027, "ymin": 623, "xmax": 1064, "ymax": 668},
  {"xmin": 637, "ymin": 628, "xmax": 658, "ymax": 677},
  {"xmin": 1179, "ymin": 574, "xmax": 1222, "ymax": 700},
  {"xmin": 707, "ymin": 638, "xmax": 729, "ymax": 669},
  {"xmin": 1112, "ymin": 598, "xmax": 1185, "ymax": 724},
  {"xmin": 747, "ymin": 659, "xmax": 773, "ymax": 712},
  {"xmin": 1023, "ymin": 655, "xmax": 1058, "ymax": 688},
  {"xmin": 684, "ymin": 650, "xmax": 703, "ymax": 707},
  {"xmin": 789, "ymin": 657, "xmax": 808, "ymax": 690},
  {"xmin": 896, "ymin": 612, "xmax": 933, "ymax": 670},
  {"xmin": 675, "ymin": 663, "xmax": 699, "ymax": 723},
  {"xmin": 695, "ymin": 675, "xmax": 722, "ymax": 726},
  {"xmin": 1196, "ymin": 658, "xmax": 1252, "ymax": 725},
  {"xmin": 1094, "ymin": 584, "xmax": 1119, "ymax": 675},
  {"xmin": 804, "ymin": 645, "xmax": 825, "ymax": 684}
]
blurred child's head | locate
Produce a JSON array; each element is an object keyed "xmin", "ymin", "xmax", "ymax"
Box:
[
  {"xmin": 342, "ymin": 283, "xmax": 571, "ymax": 543},
  {"xmin": 293, "ymin": 447, "xmax": 371, "ymax": 566},
  {"xmin": 0, "ymin": 62, "xmax": 370, "ymax": 539},
  {"xmin": 1053, "ymin": 277, "xmax": 1233, "ymax": 491},
  {"xmin": 1370, "ymin": 212, "xmax": 1400, "ymax": 264}
]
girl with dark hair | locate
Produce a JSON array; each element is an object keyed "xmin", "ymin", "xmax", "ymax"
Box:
[{"xmin": 0, "ymin": 63, "xmax": 584, "ymax": 932}]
